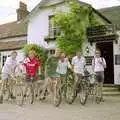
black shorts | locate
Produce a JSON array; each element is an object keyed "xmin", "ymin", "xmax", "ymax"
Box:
[{"xmin": 95, "ymin": 72, "xmax": 104, "ymax": 83}]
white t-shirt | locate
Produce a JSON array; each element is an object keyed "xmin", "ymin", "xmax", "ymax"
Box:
[
  {"xmin": 56, "ymin": 58, "xmax": 71, "ymax": 74},
  {"xmin": 2, "ymin": 57, "xmax": 17, "ymax": 75},
  {"xmin": 92, "ymin": 57, "xmax": 106, "ymax": 72},
  {"xmin": 72, "ymin": 56, "xmax": 86, "ymax": 74}
]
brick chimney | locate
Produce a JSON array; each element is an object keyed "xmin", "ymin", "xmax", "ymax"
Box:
[{"xmin": 16, "ymin": 2, "xmax": 29, "ymax": 21}]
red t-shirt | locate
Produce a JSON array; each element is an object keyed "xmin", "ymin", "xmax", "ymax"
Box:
[{"xmin": 23, "ymin": 57, "xmax": 40, "ymax": 76}]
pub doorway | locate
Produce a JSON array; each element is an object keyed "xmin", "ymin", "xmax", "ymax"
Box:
[{"xmin": 96, "ymin": 42, "xmax": 114, "ymax": 84}]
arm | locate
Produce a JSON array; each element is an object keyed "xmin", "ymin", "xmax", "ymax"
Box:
[{"xmin": 102, "ymin": 58, "xmax": 107, "ymax": 69}]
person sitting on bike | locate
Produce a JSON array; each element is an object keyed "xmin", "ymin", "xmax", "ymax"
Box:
[
  {"xmin": 40, "ymin": 49, "xmax": 61, "ymax": 101},
  {"xmin": 71, "ymin": 51, "xmax": 86, "ymax": 97},
  {"xmin": 0, "ymin": 51, "xmax": 18, "ymax": 103},
  {"xmin": 23, "ymin": 50, "xmax": 41, "ymax": 82},
  {"xmin": 92, "ymin": 49, "xmax": 106, "ymax": 102},
  {"xmin": 56, "ymin": 52, "xmax": 71, "ymax": 87}
]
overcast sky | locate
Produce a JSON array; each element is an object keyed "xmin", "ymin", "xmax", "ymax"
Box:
[{"xmin": 0, "ymin": 0, "xmax": 120, "ymax": 24}]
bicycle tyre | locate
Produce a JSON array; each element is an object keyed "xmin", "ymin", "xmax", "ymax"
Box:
[
  {"xmin": 3, "ymin": 87, "xmax": 10, "ymax": 101},
  {"xmin": 79, "ymin": 83, "xmax": 88, "ymax": 105},
  {"xmin": 96, "ymin": 97, "xmax": 101, "ymax": 104},
  {"xmin": 64, "ymin": 82, "xmax": 74, "ymax": 103},
  {"xmin": 53, "ymin": 90, "xmax": 62, "ymax": 107},
  {"xmin": 23, "ymin": 85, "xmax": 34, "ymax": 104},
  {"xmin": 13, "ymin": 85, "xmax": 23, "ymax": 106}
]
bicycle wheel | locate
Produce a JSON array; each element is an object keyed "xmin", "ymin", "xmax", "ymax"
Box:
[
  {"xmin": 64, "ymin": 70, "xmax": 75, "ymax": 104},
  {"xmin": 64, "ymin": 81, "xmax": 74, "ymax": 103},
  {"xmin": 12, "ymin": 85, "xmax": 23, "ymax": 106},
  {"xmin": 96, "ymin": 97, "xmax": 101, "ymax": 104},
  {"xmin": 79, "ymin": 82, "xmax": 88, "ymax": 105},
  {"xmin": 68, "ymin": 89, "xmax": 78, "ymax": 104},
  {"xmin": 3, "ymin": 87, "xmax": 10, "ymax": 101},
  {"xmin": 53, "ymin": 89, "xmax": 62, "ymax": 107},
  {"xmin": 23, "ymin": 84, "xmax": 34, "ymax": 104}
]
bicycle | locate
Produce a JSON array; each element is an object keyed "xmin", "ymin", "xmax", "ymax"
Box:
[
  {"xmin": 22, "ymin": 76, "xmax": 36, "ymax": 105},
  {"xmin": 68, "ymin": 73, "xmax": 89, "ymax": 105},
  {"xmin": 85, "ymin": 74, "xmax": 104, "ymax": 104},
  {"xmin": 0, "ymin": 76, "xmax": 24, "ymax": 105},
  {"xmin": 60, "ymin": 69, "xmax": 74, "ymax": 104},
  {"xmin": 12, "ymin": 76, "xmax": 24, "ymax": 106}
]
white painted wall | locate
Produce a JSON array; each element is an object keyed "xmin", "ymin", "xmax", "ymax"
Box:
[
  {"xmin": 113, "ymin": 31, "xmax": 120, "ymax": 84},
  {"xmin": 27, "ymin": 2, "xmax": 69, "ymax": 49}
]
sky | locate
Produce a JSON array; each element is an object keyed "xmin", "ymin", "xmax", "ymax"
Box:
[{"xmin": 0, "ymin": 0, "xmax": 120, "ymax": 24}]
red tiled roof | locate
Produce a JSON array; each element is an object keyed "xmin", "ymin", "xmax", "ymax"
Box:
[
  {"xmin": 0, "ymin": 40, "xmax": 26, "ymax": 51},
  {"xmin": 0, "ymin": 21, "xmax": 27, "ymax": 39}
]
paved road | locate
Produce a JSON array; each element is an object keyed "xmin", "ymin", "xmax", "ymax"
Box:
[{"xmin": 0, "ymin": 96, "xmax": 120, "ymax": 120}]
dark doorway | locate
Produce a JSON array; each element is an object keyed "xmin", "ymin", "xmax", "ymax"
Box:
[{"xmin": 96, "ymin": 42, "xmax": 114, "ymax": 84}]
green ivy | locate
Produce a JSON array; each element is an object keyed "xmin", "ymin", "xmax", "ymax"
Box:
[{"xmin": 54, "ymin": 0, "xmax": 104, "ymax": 55}]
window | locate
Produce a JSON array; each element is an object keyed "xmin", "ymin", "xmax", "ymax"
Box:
[
  {"xmin": 49, "ymin": 15, "xmax": 60, "ymax": 37},
  {"xmin": 2, "ymin": 56, "xmax": 7, "ymax": 66},
  {"xmin": 115, "ymin": 55, "xmax": 120, "ymax": 65},
  {"xmin": 85, "ymin": 56, "xmax": 93, "ymax": 66}
]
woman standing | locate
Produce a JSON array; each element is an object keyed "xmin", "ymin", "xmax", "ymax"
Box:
[{"xmin": 56, "ymin": 53, "xmax": 71, "ymax": 86}]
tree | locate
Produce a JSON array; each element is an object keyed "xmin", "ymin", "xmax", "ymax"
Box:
[{"xmin": 54, "ymin": 0, "xmax": 104, "ymax": 55}]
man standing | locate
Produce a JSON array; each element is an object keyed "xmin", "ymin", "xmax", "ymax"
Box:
[
  {"xmin": 71, "ymin": 51, "xmax": 86, "ymax": 99},
  {"xmin": 92, "ymin": 49, "xmax": 106, "ymax": 102},
  {"xmin": 0, "ymin": 51, "xmax": 18, "ymax": 103},
  {"xmin": 40, "ymin": 50, "xmax": 61, "ymax": 102}
]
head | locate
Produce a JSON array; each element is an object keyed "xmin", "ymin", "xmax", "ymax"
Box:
[
  {"xmin": 55, "ymin": 49, "xmax": 61, "ymax": 58},
  {"xmin": 61, "ymin": 53, "xmax": 66, "ymax": 59},
  {"xmin": 76, "ymin": 51, "xmax": 82, "ymax": 58},
  {"xmin": 11, "ymin": 51, "xmax": 17, "ymax": 59},
  {"xmin": 95, "ymin": 49, "xmax": 101, "ymax": 57},
  {"xmin": 28, "ymin": 50, "xmax": 36, "ymax": 59}
]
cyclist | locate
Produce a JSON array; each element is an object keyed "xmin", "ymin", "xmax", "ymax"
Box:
[
  {"xmin": 0, "ymin": 51, "xmax": 18, "ymax": 103},
  {"xmin": 92, "ymin": 49, "xmax": 106, "ymax": 102},
  {"xmin": 40, "ymin": 50, "xmax": 60, "ymax": 102},
  {"xmin": 23, "ymin": 50, "xmax": 41, "ymax": 95},
  {"xmin": 71, "ymin": 51, "xmax": 86, "ymax": 98}
]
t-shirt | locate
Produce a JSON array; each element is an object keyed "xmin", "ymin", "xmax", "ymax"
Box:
[
  {"xmin": 45, "ymin": 56, "xmax": 59, "ymax": 77},
  {"xmin": 72, "ymin": 56, "xmax": 86, "ymax": 74},
  {"xmin": 2, "ymin": 57, "xmax": 17, "ymax": 75},
  {"xmin": 23, "ymin": 57, "xmax": 40, "ymax": 76},
  {"xmin": 92, "ymin": 57, "xmax": 106, "ymax": 72},
  {"xmin": 56, "ymin": 58, "xmax": 71, "ymax": 74}
]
